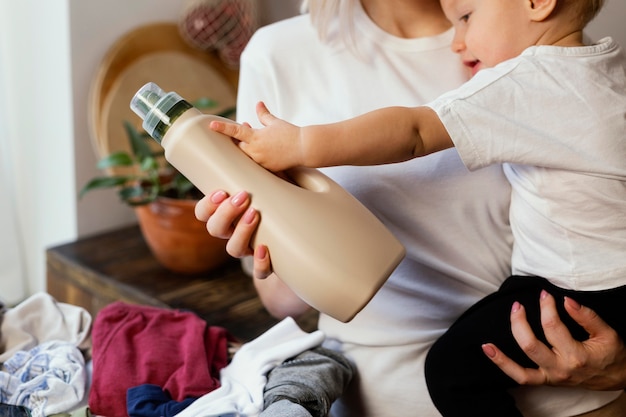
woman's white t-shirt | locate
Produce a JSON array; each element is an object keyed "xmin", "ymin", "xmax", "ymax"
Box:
[{"xmin": 236, "ymin": 6, "xmax": 620, "ymax": 417}]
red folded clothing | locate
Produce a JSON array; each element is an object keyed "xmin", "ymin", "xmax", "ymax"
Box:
[{"xmin": 88, "ymin": 302, "xmax": 235, "ymax": 417}]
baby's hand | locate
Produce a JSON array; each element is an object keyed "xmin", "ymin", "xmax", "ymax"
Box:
[{"xmin": 209, "ymin": 102, "xmax": 303, "ymax": 172}]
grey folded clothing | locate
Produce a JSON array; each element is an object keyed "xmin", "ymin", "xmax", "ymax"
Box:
[
  {"xmin": 262, "ymin": 346, "xmax": 354, "ymax": 417},
  {"xmin": 261, "ymin": 400, "xmax": 313, "ymax": 417}
]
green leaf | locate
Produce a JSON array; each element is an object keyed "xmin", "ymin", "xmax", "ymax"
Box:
[
  {"xmin": 96, "ymin": 151, "xmax": 134, "ymax": 170},
  {"xmin": 79, "ymin": 176, "xmax": 131, "ymax": 198},
  {"xmin": 119, "ymin": 184, "xmax": 158, "ymax": 205},
  {"xmin": 139, "ymin": 156, "xmax": 159, "ymax": 173},
  {"xmin": 193, "ymin": 97, "xmax": 218, "ymax": 109},
  {"xmin": 123, "ymin": 120, "xmax": 153, "ymax": 162}
]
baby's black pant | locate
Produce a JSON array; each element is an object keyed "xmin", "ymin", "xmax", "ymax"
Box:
[{"xmin": 425, "ymin": 276, "xmax": 626, "ymax": 417}]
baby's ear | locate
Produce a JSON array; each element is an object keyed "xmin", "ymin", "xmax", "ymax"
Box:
[{"xmin": 526, "ymin": 0, "xmax": 557, "ymax": 21}]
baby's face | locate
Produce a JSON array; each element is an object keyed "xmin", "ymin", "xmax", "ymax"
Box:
[{"xmin": 441, "ymin": 0, "xmax": 537, "ymax": 74}]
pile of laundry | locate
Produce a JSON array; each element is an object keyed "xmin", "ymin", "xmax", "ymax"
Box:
[
  {"xmin": 0, "ymin": 292, "xmax": 92, "ymax": 417},
  {"xmin": 1, "ymin": 293, "xmax": 353, "ymax": 417}
]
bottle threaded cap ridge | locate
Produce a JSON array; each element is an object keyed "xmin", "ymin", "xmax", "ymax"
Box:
[{"xmin": 130, "ymin": 82, "xmax": 185, "ymax": 141}]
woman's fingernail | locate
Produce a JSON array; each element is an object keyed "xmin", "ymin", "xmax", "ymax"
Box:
[
  {"xmin": 242, "ymin": 207, "xmax": 256, "ymax": 224},
  {"xmin": 564, "ymin": 296, "xmax": 582, "ymax": 310},
  {"xmin": 482, "ymin": 344, "xmax": 496, "ymax": 358},
  {"xmin": 231, "ymin": 191, "xmax": 247, "ymax": 207},
  {"xmin": 210, "ymin": 190, "xmax": 227, "ymax": 203},
  {"xmin": 511, "ymin": 301, "xmax": 521, "ymax": 313},
  {"xmin": 256, "ymin": 245, "xmax": 267, "ymax": 260},
  {"xmin": 540, "ymin": 289, "xmax": 548, "ymax": 300}
]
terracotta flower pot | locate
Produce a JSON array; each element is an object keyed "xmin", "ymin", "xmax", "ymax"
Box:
[{"xmin": 134, "ymin": 197, "xmax": 230, "ymax": 274}]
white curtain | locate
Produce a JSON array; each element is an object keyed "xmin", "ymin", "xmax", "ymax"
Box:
[{"xmin": 0, "ymin": 27, "xmax": 27, "ymax": 305}]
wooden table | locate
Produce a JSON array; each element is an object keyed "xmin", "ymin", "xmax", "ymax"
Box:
[{"xmin": 46, "ymin": 225, "xmax": 317, "ymax": 341}]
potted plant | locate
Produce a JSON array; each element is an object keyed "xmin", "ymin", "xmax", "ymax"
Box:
[{"xmin": 80, "ymin": 103, "xmax": 235, "ymax": 274}]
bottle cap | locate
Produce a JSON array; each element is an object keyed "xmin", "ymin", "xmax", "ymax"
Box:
[{"xmin": 130, "ymin": 82, "xmax": 184, "ymax": 139}]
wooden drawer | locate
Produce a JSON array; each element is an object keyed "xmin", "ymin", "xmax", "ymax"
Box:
[{"xmin": 46, "ymin": 225, "xmax": 317, "ymax": 341}]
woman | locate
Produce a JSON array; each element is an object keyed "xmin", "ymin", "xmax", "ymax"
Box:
[{"xmin": 196, "ymin": 0, "xmax": 626, "ymax": 415}]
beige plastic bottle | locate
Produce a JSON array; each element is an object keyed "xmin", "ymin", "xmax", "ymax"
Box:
[{"xmin": 130, "ymin": 82, "xmax": 405, "ymax": 322}]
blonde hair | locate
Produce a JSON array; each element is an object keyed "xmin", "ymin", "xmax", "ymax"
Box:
[{"xmin": 300, "ymin": 0, "xmax": 361, "ymax": 49}]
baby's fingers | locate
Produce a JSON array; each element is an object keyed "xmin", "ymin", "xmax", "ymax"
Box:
[
  {"xmin": 256, "ymin": 101, "xmax": 278, "ymax": 127},
  {"xmin": 209, "ymin": 120, "xmax": 251, "ymax": 142}
]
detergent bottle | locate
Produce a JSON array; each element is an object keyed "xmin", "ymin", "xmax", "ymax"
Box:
[{"xmin": 130, "ymin": 82, "xmax": 405, "ymax": 322}]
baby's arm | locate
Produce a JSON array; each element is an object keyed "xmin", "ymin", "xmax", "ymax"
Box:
[{"xmin": 209, "ymin": 102, "xmax": 453, "ymax": 171}]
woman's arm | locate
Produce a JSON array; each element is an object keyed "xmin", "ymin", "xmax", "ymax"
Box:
[{"xmin": 483, "ymin": 291, "xmax": 626, "ymax": 390}]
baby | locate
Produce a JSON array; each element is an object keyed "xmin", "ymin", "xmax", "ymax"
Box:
[{"xmin": 209, "ymin": 0, "xmax": 625, "ymax": 415}]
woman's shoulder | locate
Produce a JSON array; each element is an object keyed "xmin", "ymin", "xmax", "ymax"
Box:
[
  {"xmin": 242, "ymin": 14, "xmax": 324, "ymax": 67},
  {"xmin": 248, "ymin": 14, "xmax": 317, "ymax": 50}
]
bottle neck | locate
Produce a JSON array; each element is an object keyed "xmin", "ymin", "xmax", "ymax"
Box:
[{"xmin": 150, "ymin": 100, "xmax": 193, "ymax": 143}]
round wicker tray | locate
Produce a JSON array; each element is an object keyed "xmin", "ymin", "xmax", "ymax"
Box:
[{"xmin": 88, "ymin": 22, "xmax": 238, "ymax": 175}]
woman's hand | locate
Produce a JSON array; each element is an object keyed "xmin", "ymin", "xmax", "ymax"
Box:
[
  {"xmin": 195, "ymin": 190, "xmax": 310, "ymax": 317},
  {"xmin": 482, "ymin": 291, "xmax": 626, "ymax": 390},
  {"xmin": 195, "ymin": 190, "xmax": 272, "ymax": 279}
]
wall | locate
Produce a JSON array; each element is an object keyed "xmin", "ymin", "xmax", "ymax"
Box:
[
  {"xmin": 72, "ymin": 0, "xmax": 302, "ymax": 240},
  {"xmin": 0, "ymin": 0, "xmax": 75, "ymax": 303},
  {"xmin": 0, "ymin": 0, "xmax": 623, "ymax": 299},
  {"xmin": 587, "ymin": 0, "xmax": 625, "ymax": 45},
  {"xmin": 0, "ymin": 0, "xmax": 300, "ymax": 300}
]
